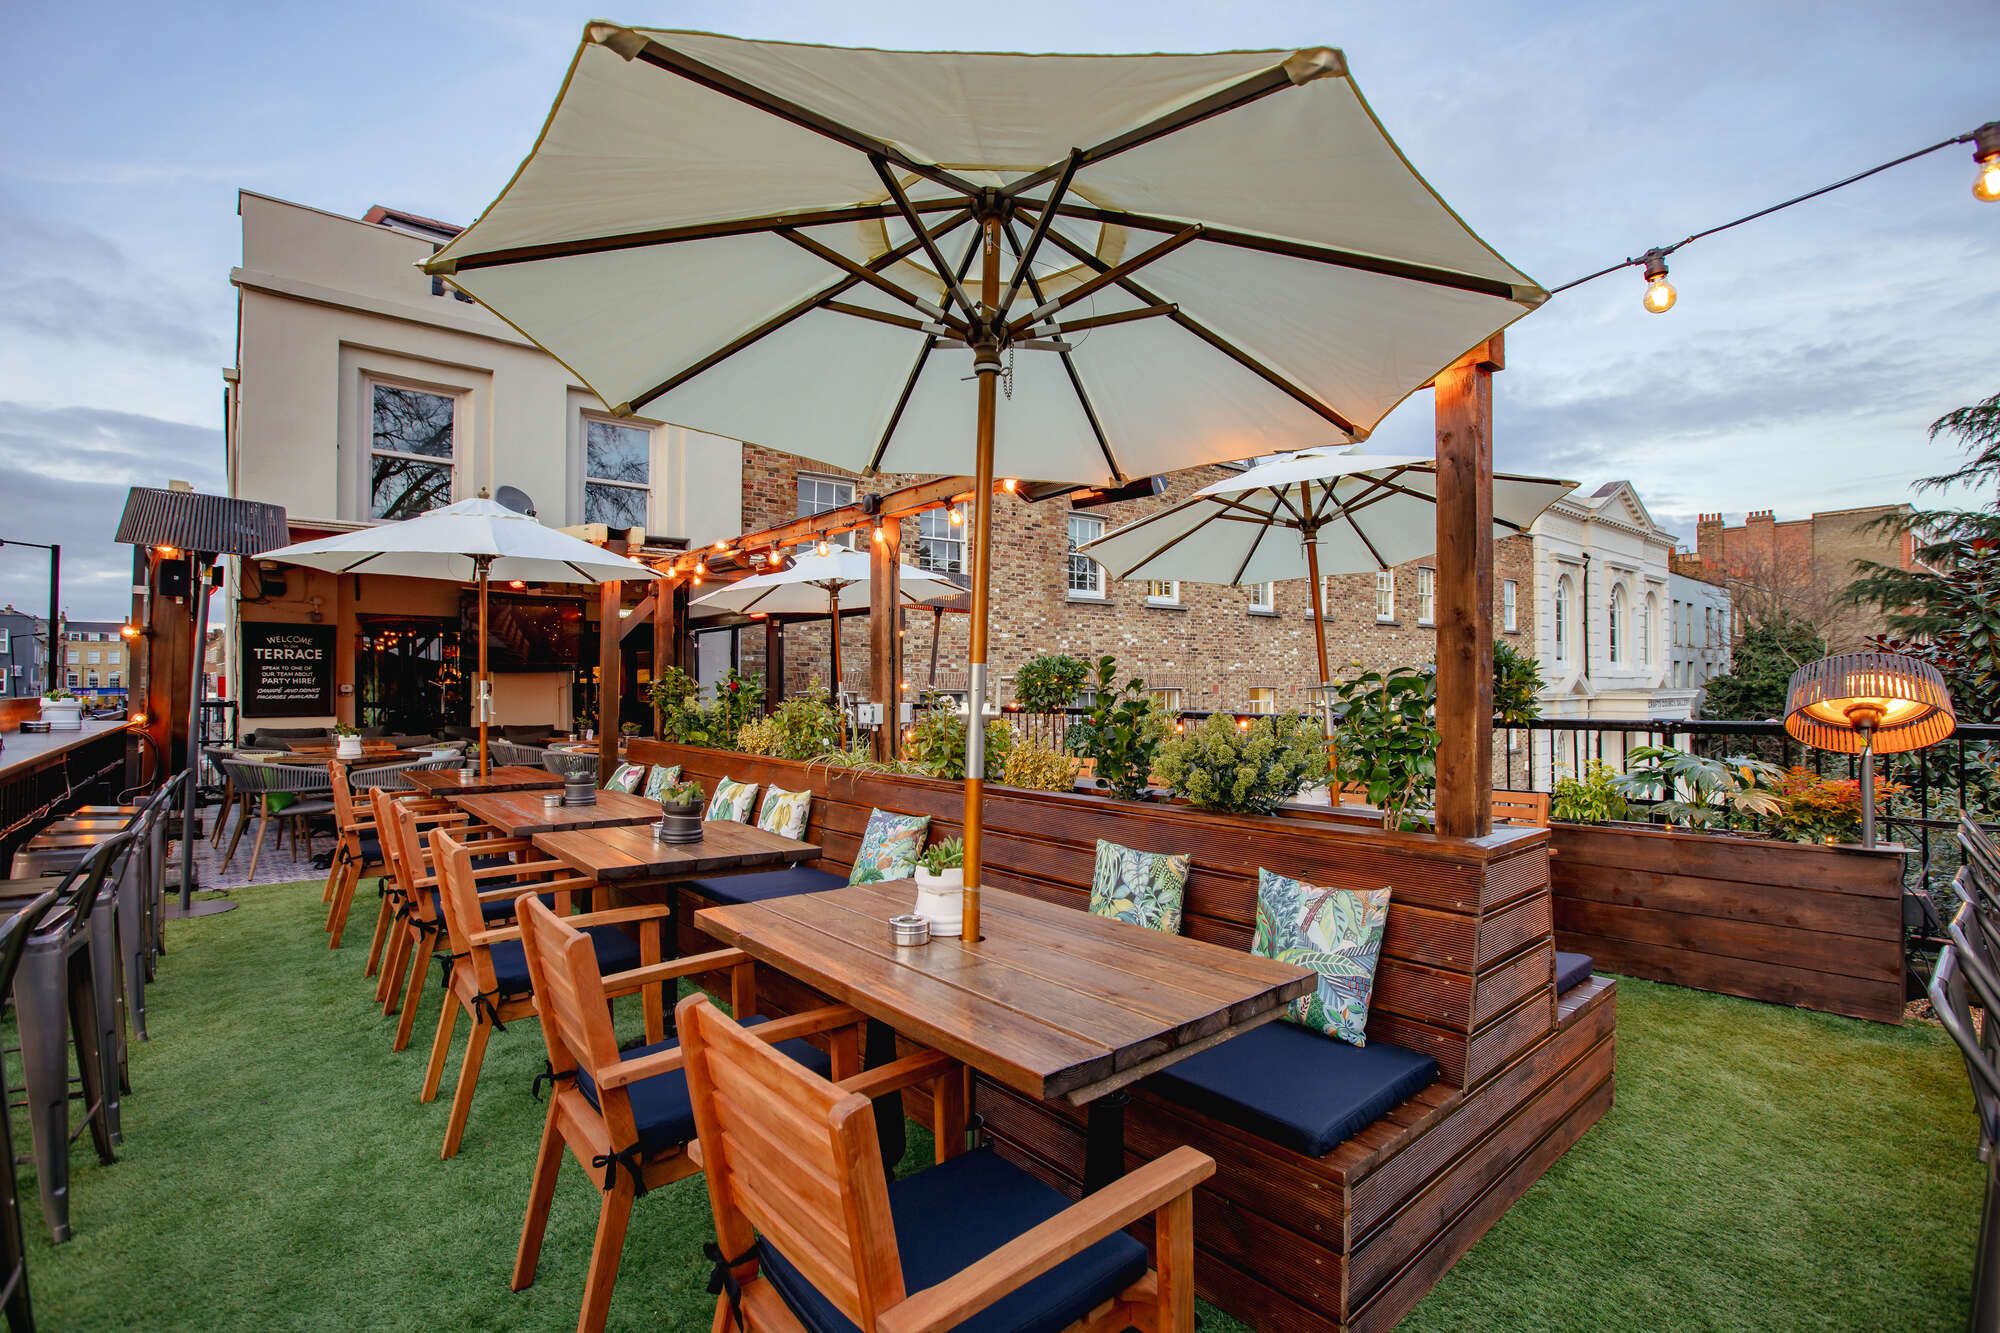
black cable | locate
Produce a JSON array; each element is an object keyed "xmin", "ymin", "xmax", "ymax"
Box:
[{"xmin": 1549, "ymin": 127, "xmax": 1980, "ymax": 296}]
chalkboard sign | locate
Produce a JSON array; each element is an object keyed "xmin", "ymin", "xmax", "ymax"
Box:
[{"xmin": 241, "ymin": 622, "xmax": 336, "ymax": 718}]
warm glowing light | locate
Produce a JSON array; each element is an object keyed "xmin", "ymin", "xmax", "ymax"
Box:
[
  {"xmin": 1001, "ymin": 477, "xmax": 1019, "ymax": 493},
  {"xmin": 1237, "ymin": 718, "xmax": 1251, "ymax": 731},
  {"xmin": 130, "ymin": 712, "xmax": 147, "ymax": 726},
  {"xmin": 155, "ymin": 544, "xmax": 180, "ymax": 560},
  {"xmin": 713, "ymin": 540, "xmax": 728, "ymax": 551},
  {"xmin": 1642, "ymin": 275, "xmax": 1677, "ymax": 314},
  {"xmin": 816, "ymin": 538, "xmax": 831, "ymax": 557},
  {"xmin": 770, "ymin": 546, "xmax": 782, "ymax": 565},
  {"xmin": 1977, "ymin": 154, "xmax": 2000, "ymax": 204},
  {"xmin": 948, "ymin": 506, "xmax": 964, "ymax": 527},
  {"xmin": 872, "ymin": 524, "xmax": 886, "ymax": 544},
  {"xmin": 898, "ymin": 680, "xmax": 909, "ymax": 692},
  {"xmin": 508, "ymin": 579, "xmax": 526, "ymax": 590},
  {"xmin": 1802, "ymin": 695, "xmax": 1933, "ymax": 729},
  {"xmin": 691, "ymin": 571, "xmax": 704, "ymax": 586},
  {"xmin": 119, "ymin": 623, "xmax": 140, "ymax": 641}
]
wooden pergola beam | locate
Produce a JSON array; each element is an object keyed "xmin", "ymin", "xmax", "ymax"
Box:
[
  {"xmin": 697, "ymin": 476, "xmax": 986, "ymax": 559},
  {"xmin": 1432, "ymin": 335, "xmax": 1504, "ymax": 839}
]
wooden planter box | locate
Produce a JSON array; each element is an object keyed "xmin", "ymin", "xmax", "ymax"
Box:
[{"xmin": 1549, "ymin": 821, "xmax": 1906, "ymax": 1023}]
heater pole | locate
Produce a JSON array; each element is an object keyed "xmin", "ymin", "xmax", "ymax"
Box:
[{"xmin": 1860, "ymin": 731, "xmax": 1876, "ymax": 849}]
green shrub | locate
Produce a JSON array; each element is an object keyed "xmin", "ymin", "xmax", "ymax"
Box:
[
  {"xmin": 1329, "ymin": 667, "xmax": 1439, "ymax": 831},
  {"xmin": 1550, "ymin": 760, "xmax": 1628, "ymax": 824},
  {"xmin": 1001, "ymin": 738, "xmax": 1084, "ymax": 791},
  {"xmin": 906, "ymin": 695, "xmax": 1013, "ymax": 780},
  {"xmin": 1493, "ymin": 641, "xmax": 1544, "ymax": 725},
  {"xmin": 647, "ymin": 667, "xmax": 764, "ymax": 750},
  {"xmin": 1155, "ymin": 712, "xmax": 1330, "ymax": 815},
  {"xmin": 1064, "ymin": 656, "xmax": 1171, "ymax": 801},
  {"xmin": 1615, "ymin": 745, "xmax": 1783, "ymax": 830},
  {"xmin": 739, "ymin": 694, "xmax": 844, "ymax": 760},
  {"xmin": 1013, "ymin": 652, "xmax": 1089, "ymax": 712}
]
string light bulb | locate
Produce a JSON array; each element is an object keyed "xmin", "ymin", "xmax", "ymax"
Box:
[
  {"xmin": 119, "ymin": 623, "xmax": 141, "ymax": 641},
  {"xmin": 948, "ymin": 505, "xmax": 964, "ymax": 527},
  {"xmin": 816, "ymin": 536, "xmax": 831, "ymax": 557},
  {"xmin": 1974, "ymin": 123, "xmax": 2000, "ymax": 203},
  {"xmin": 872, "ymin": 524, "xmax": 886, "ymax": 544},
  {"xmin": 1639, "ymin": 248, "xmax": 1676, "ymax": 314},
  {"xmin": 1001, "ymin": 477, "xmax": 1019, "ymax": 494},
  {"xmin": 508, "ymin": 579, "xmax": 526, "ymax": 590}
]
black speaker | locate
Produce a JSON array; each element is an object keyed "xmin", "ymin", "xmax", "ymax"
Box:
[{"xmin": 158, "ymin": 560, "xmax": 191, "ymax": 599}]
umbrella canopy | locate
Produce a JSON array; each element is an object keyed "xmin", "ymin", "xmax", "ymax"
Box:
[
  {"xmin": 256, "ymin": 495, "xmax": 657, "ymax": 584},
  {"xmin": 1081, "ymin": 449, "xmax": 1576, "ymax": 585},
  {"xmin": 257, "ymin": 495, "xmax": 661, "ymax": 773},
  {"xmin": 688, "ymin": 549, "xmax": 962, "ymax": 618},
  {"xmin": 422, "ymin": 25, "xmax": 1545, "ymax": 941}
]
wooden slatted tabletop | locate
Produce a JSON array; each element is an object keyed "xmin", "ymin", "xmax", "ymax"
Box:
[
  {"xmin": 449, "ymin": 787, "xmax": 662, "ymax": 837},
  {"xmin": 698, "ymin": 882, "xmax": 1315, "ymax": 1106},
  {"xmin": 533, "ymin": 820, "xmax": 819, "ymax": 883},
  {"xmin": 406, "ymin": 764, "xmax": 562, "ymax": 796}
]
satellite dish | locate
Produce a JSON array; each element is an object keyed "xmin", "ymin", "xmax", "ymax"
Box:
[{"xmin": 493, "ymin": 485, "xmax": 537, "ymax": 517}]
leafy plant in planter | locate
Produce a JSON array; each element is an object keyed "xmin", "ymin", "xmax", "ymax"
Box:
[
  {"xmin": 918, "ymin": 837, "xmax": 965, "ymax": 876},
  {"xmin": 656, "ymin": 778, "xmax": 705, "ymax": 810},
  {"xmin": 619, "ymin": 721, "xmax": 641, "ymax": 738},
  {"xmin": 1768, "ymin": 766, "xmax": 1904, "ymax": 844},
  {"xmin": 1550, "ymin": 760, "xmax": 1628, "ymax": 824},
  {"xmin": 41, "ymin": 689, "xmax": 78, "ymax": 702},
  {"xmin": 1013, "ymin": 652, "xmax": 1089, "ymax": 713},
  {"xmin": 764, "ymin": 694, "xmax": 845, "ymax": 761},
  {"xmin": 646, "ymin": 666, "xmax": 764, "ymax": 750},
  {"xmin": 1154, "ymin": 712, "xmax": 1329, "ymax": 815},
  {"xmin": 1615, "ymin": 745, "xmax": 1783, "ymax": 830},
  {"xmin": 1000, "ymin": 738, "xmax": 1083, "ymax": 791},
  {"xmin": 1328, "ymin": 667, "xmax": 1439, "ymax": 831},
  {"xmin": 906, "ymin": 695, "xmax": 1014, "ymax": 780},
  {"xmin": 1492, "ymin": 641, "xmax": 1543, "ymax": 725},
  {"xmin": 1064, "ymin": 657, "xmax": 1171, "ymax": 801},
  {"xmin": 330, "ymin": 722, "xmax": 360, "ymax": 738}
]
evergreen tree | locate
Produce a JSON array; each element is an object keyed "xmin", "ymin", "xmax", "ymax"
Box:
[{"xmin": 1701, "ymin": 613, "xmax": 1826, "ymax": 720}]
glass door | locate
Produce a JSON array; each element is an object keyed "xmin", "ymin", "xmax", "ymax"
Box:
[{"xmin": 355, "ymin": 616, "xmax": 465, "ymax": 735}]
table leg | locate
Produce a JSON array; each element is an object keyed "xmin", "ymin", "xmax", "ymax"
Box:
[
  {"xmin": 865, "ymin": 1019, "xmax": 906, "ymax": 1174},
  {"xmin": 1083, "ymin": 1090, "xmax": 1130, "ymax": 1195}
]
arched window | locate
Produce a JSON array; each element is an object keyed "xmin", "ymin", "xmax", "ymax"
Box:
[
  {"xmin": 1554, "ymin": 575, "xmax": 1573, "ymax": 662},
  {"xmin": 1608, "ymin": 584, "xmax": 1625, "ymax": 663},
  {"xmin": 1640, "ymin": 593, "xmax": 1656, "ymax": 667}
]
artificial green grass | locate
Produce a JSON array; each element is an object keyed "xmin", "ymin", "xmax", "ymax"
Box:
[{"xmin": 17, "ymin": 881, "xmax": 1982, "ymax": 1330}]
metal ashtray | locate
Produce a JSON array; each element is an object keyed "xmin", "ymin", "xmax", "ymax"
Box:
[
  {"xmin": 888, "ymin": 914, "xmax": 931, "ymax": 947},
  {"xmin": 541, "ymin": 792, "xmax": 564, "ymax": 810},
  {"xmin": 459, "ymin": 766, "xmax": 478, "ymax": 781}
]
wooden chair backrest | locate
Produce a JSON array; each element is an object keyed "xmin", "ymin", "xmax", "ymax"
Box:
[
  {"xmin": 427, "ymin": 825, "xmax": 492, "ymax": 980},
  {"xmin": 680, "ymin": 995, "xmax": 904, "ymax": 1328},
  {"xmin": 329, "ymin": 762, "xmax": 359, "ymax": 829},
  {"xmin": 367, "ymin": 787, "xmax": 410, "ymax": 892},
  {"xmin": 516, "ymin": 895, "xmax": 642, "ymax": 1153},
  {"xmin": 1491, "ymin": 789, "xmax": 1550, "ymax": 827}
]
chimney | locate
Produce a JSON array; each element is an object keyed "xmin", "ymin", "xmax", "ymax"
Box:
[{"xmin": 1696, "ymin": 512, "xmax": 1725, "ymax": 562}]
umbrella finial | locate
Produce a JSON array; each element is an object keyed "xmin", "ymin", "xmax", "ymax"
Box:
[{"xmin": 477, "ymin": 486, "xmax": 491, "ymax": 499}]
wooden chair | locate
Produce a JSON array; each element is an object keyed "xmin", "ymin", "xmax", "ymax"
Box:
[
  {"xmin": 422, "ymin": 826, "xmax": 635, "ymax": 1159},
  {"xmin": 680, "ymin": 991, "xmax": 1214, "ymax": 1333},
  {"xmin": 321, "ymin": 763, "xmax": 383, "ymax": 948},
  {"xmin": 1491, "ymin": 789, "xmax": 1551, "ymax": 827},
  {"xmin": 363, "ymin": 786, "xmax": 458, "ymax": 1006}
]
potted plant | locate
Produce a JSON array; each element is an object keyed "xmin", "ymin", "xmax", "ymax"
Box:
[
  {"xmin": 1064, "ymin": 657, "xmax": 1170, "ymax": 801},
  {"xmin": 1328, "ymin": 667, "xmax": 1439, "ymax": 831},
  {"xmin": 39, "ymin": 689, "xmax": 83, "ymax": 732},
  {"xmin": 653, "ymin": 778, "xmax": 706, "ymax": 844},
  {"xmin": 1154, "ymin": 712, "xmax": 1330, "ymax": 814},
  {"xmin": 1013, "ymin": 652, "xmax": 1088, "ymax": 713},
  {"xmin": 1550, "ymin": 760, "xmax": 1628, "ymax": 824},
  {"xmin": 1614, "ymin": 745, "xmax": 1783, "ymax": 832},
  {"xmin": 331, "ymin": 721, "xmax": 364, "ymax": 759},
  {"xmin": 913, "ymin": 837, "xmax": 966, "ymax": 937}
]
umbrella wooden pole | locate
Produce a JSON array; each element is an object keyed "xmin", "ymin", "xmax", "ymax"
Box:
[
  {"xmin": 961, "ymin": 211, "xmax": 1003, "ymax": 945},
  {"xmin": 475, "ymin": 556, "xmax": 491, "ymax": 779},
  {"xmin": 828, "ymin": 584, "xmax": 845, "ymax": 746},
  {"xmin": 1302, "ymin": 522, "xmax": 1332, "ymax": 710}
]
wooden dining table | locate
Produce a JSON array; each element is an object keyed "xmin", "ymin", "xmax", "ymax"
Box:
[
  {"xmin": 448, "ymin": 787, "xmax": 662, "ymax": 838},
  {"xmin": 697, "ymin": 881, "xmax": 1315, "ymax": 1191},
  {"xmin": 406, "ymin": 764, "xmax": 561, "ymax": 797},
  {"xmin": 532, "ymin": 819, "xmax": 818, "ymax": 885}
]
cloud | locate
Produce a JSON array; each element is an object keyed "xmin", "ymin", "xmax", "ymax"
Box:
[{"xmin": 0, "ymin": 403, "xmax": 222, "ymax": 621}]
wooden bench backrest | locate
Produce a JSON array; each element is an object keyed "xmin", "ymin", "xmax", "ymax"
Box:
[
  {"xmin": 1491, "ymin": 789, "xmax": 1550, "ymax": 828},
  {"xmin": 636, "ymin": 742, "xmax": 1555, "ymax": 1088},
  {"xmin": 680, "ymin": 995, "xmax": 904, "ymax": 1326}
]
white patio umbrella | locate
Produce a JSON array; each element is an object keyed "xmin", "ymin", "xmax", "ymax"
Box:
[
  {"xmin": 422, "ymin": 25, "xmax": 1545, "ymax": 940},
  {"xmin": 1080, "ymin": 448, "xmax": 1577, "ymax": 696},
  {"xmin": 689, "ymin": 548, "xmax": 962, "ymax": 704},
  {"xmin": 256, "ymin": 494, "xmax": 661, "ymax": 774}
]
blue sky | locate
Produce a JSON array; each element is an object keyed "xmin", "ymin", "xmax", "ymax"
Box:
[{"xmin": 1, "ymin": 0, "xmax": 1994, "ymax": 619}]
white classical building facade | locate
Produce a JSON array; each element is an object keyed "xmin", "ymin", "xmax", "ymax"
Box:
[{"xmin": 1527, "ymin": 481, "xmax": 1701, "ymax": 733}]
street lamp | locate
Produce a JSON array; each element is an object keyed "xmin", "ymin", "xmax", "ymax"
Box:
[
  {"xmin": 0, "ymin": 538, "xmax": 60, "ymax": 694},
  {"xmin": 1783, "ymin": 651, "xmax": 1956, "ymax": 847}
]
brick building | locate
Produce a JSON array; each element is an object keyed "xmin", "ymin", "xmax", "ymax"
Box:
[
  {"xmin": 1690, "ymin": 504, "xmax": 1917, "ymax": 651},
  {"xmin": 721, "ymin": 445, "xmax": 1536, "ymax": 715}
]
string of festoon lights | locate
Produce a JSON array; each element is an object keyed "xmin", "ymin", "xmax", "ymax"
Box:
[{"xmin": 1554, "ymin": 119, "xmax": 1999, "ymax": 313}]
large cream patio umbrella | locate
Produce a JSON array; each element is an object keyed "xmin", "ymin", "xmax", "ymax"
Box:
[
  {"xmin": 1080, "ymin": 448, "xmax": 1577, "ymax": 700},
  {"xmin": 422, "ymin": 25, "xmax": 1545, "ymax": 941},
  {"xmin": 688, "ymin": 548, "xmax": 962, "ymax": 706},
  {"xmin": 256, "ymin": 494, "xmax": 660, "ymax": 775}
]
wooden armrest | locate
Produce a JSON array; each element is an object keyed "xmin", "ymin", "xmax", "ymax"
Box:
[
  {"xmin": 468, "ymin": 862, "xmax": 535, "ymax": 882},
  {"xmin": 477, "ymin": 875, "xmax": 593, "ymax": 904},
  {"xmin": 747, "ymin": 1005, "xmax": 866, "ymax": 1046},
  {"xmin": 879, "ymin": 1146, "xmax": 1214, "ymax": 1333},
  {"xmin": 342, "ymin": 818, "xmax": 377, "ymax": 835},
  {"xmin": 459, "ymin": 836, "xmax": 532, "ymax": 854},
  {"xmin": 599, "ymin": 947, "xmax": 751, "ymax": 999},
  {"xmin": 468, "ymin": 924, "xmax": 522, "ymax": 947},
  {"xmin": 409, "ymin": 811, "xmax": 469, "ymax": 827},
  {"xmin": 837, "ymin": 1049, "xmax": 957, "ymax": 1101},
  {"xmin": 593, "ymin": 1045, "xmax": 687, "ymax": 1089},
  {"xmin": 563, "ymin": 904, "xmax": 670, "ymax": 929}
]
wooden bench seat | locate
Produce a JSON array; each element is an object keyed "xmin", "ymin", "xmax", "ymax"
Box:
[{"xmin": 636, "ymin": 740, "xmax": 1615, "ymax": 1332}]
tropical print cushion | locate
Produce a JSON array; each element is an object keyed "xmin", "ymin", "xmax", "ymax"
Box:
[
  {"xmin": 1087, "ymin": 839, "xmax": 1191, "ymax": 935},
  {"xmin": 757, "ymin": 785, "xmax": 812, "ymax": 840},
  {"xmin": 1251, "ymin": 869, "xmax": 1391, "ymax": 1047},
  {"xmin": 641, "ymin": 764, "xmax": 683, "ymax": 802},
  {"xmin": 848, "ymin": 809, "xmax": 930, "ymax": 884},
  {"xmin": 706, "ymin": 777, "xmax": 758, "ymax": 824},
  {"xmin": 603, "ymin": 762, "xmax": 647, "ymax": 794}
]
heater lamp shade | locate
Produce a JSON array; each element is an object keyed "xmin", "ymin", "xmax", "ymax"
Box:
[{"xmin": 1783, "ymin": 651, "xmax": 1956, "ymax": 755}]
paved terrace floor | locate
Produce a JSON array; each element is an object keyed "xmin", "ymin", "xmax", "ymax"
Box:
[{"xmin": 19, "ymin": 880, "xmax": 1982, "ymax": 1330}]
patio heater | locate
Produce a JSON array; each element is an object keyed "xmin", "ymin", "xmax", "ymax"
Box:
[
  {"xmin": 1782, "ymin": 650, "xmax": 1956, "ymax": 847},
  {"xmin": 116, "ymin": 487, "xmax": 291, "ymax": 916}
]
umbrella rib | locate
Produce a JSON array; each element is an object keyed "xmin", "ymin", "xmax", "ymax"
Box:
[
  {"xmin": 1001, "ymin": 219, "xmax": 1123, "ymax": 482},
  {"xmin": 1229, "ymin": 514, "xmax": 1276, "ymax": 587},
  {"xmin": 823, "ymin": 302, "xmax": 937, "ymax": 333},
  {"xmin": 866, "ymin": 226, "xmax": 983, "ymax": 474},
  {"xmin": 869, "ymin": 156, "xmax": 978, "ymax": 322},
  {"xmin": 779, "ymin": 229, "xmax": 969, "ymax": 334},
  {"xmin": 621, "ymin": 35, "xmax": 984, "ymax": 200},
  {"xmin": 627, "ymin": 207, "xmax": 973, "ymax": 412},
  {"xmin": 1006, "ymin": 225, "xmax": 1203, "ymax": 335},
  {"xmin": 997, "ymin": 149, "xmax": 1082, "ymax": 318},
  {"xmin": 430, "ymin": 200, "xmax": 963, "ymax": 274},
  {"xmin": 1043, "ymin": 202, "xmax": 1529, "ymax": 302},
  {"xmin": 1029, "ymin": 221, "xmax": 1360, "ymax": 438}
]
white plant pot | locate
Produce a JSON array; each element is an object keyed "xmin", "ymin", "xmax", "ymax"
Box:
[
  {"xmin": 39, "ymin": 700, "xmax": 82, "ymax": 732},
  {"xmin": 913, "ymin": 867, "xmax": 965, "ymax": 938},
  {"xmin": 335, "ymin": 735, "xmax": 363, "ymax": 758}
]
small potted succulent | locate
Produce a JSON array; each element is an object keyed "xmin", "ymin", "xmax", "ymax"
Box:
[
  {"xmin": 653, "ymin": 777, "xmax": 706, "ymax": 844},
  {"xmin": 913, "ymin": 837, "xmax": 966, "ymax": 938},
  {"xmin": 331, "ymin": 721, "xmax": 364, "ymax": 759},
  {"xmin": 39, "ymin": 689, "xmax": 83, "ymax": 732}
]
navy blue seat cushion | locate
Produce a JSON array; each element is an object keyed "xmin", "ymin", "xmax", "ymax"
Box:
[
  {"xmin": 761, "ymin": 1148, "xmax": 1148, "ymax": 1333},
  {"xmin": 488, "ymin": 924, "xmax": 641, "ymax": 997},
  {"xmin": 1145, "ymin": 1019, "xmax": 1438, "ymax": 1157},
  {"xmin": 1555, "ymin": 951, "xmax": 1594, "ymax": 995},
  {"xmin": 355, "ymin": 832, "xmax": 382, "ymax": 863},
  {"xmin": 427, "ymin": 886, "xmax": 558, "ymax": 926},
  {"xmin": 687, "ymin": 866, "xmax": 848, "ymax": 907},
  {"xmin": 575, "ymin": 1016, "xmax": 832, "ymax": 1155}
]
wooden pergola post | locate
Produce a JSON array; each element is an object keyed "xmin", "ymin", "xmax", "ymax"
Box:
[
  {"xmin": 1432, "ymin": 335, "xmax": 1502, "ymax": 839},
  {"xmin": 651, "ymin": 570, "xmax": 677, "ymax": 739},
  {"xmin": 870, "ymin": 515, "xmax": 903, "ymax": 760},
  {"xmin": 596, "ymin": 539, "xmax": 625, "ymax": 784},
  {"xmin": 763, "ymin": 615, "xmax": 783, "ymax": 714}
]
